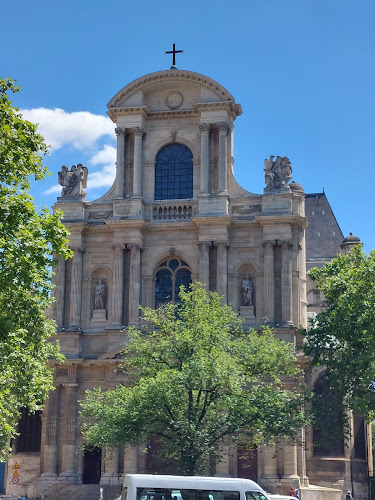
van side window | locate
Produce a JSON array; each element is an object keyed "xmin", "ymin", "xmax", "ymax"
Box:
[
  {"xmin": 198, "ymin": 491, "xmax": 240, "ymax": 500},
  {"xmin": 137, "ymin": 488, "xmax": 169, "ymax": 500},
  {"xmin": 171, "ymin": 489, "xmax": 197, "ymax": 500},
  {"xmin": 246, "ymin": 492, "xmax": 268, "ymax": 500}
]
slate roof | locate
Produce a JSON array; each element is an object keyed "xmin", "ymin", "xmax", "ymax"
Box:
[{"xmin": 305, "ymin": 192, "xmax": 344, "ymax": 269}]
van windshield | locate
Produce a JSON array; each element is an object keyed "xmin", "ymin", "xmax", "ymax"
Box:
[{"xmin": 246, "ymin": 492, "xmax": 269, "ymax": 500}]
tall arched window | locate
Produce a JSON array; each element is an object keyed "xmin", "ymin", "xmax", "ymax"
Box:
[
  {"xmin": 155, "ymin": 257, "xmax": 192, "ymax": 305},
  {"xmin": 155, "ymin": 144, "xmax": 193, "ymax": 200}
]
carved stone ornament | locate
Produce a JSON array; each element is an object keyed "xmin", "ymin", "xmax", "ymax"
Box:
[
  {"xmin": 54, "ymin": 368, "xmax": 69, "ymax": 378},
  {"xmin": 165, "ymin": 91, "xmax": 183, "ymax": 109},
  {"xmin": 264, "ymin": 155, "xmax": 292, "ymax": 192},
  {"xmin": 232, "ymin": 204, "xmax": 261, "ymax": 215},
  {"xmin": 58, "ymin": 164, "xmax": 88, "ymax": 198},
  {"xmin": 88, "ymin": 211, "xmax": 113, "ymax": 219}
]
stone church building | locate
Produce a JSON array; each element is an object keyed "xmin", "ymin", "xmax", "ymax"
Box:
[{"xmin": 3, "ymin": 67, "xmax": 370, "ymax": 500}]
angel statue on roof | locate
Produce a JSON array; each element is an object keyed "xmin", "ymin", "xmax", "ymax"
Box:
[{"xmin": 58, "ymin": 164, "xmax": 88, "ymax": 198}]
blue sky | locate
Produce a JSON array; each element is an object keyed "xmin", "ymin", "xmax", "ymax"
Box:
[{"xmin": 2, "ymin": 0, "xmax": 374, "ymax": 251}]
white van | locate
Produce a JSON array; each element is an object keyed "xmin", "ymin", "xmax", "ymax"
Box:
[{"xmin": 117, "ymin": 474, "xmax": 270, "ymax": 500}]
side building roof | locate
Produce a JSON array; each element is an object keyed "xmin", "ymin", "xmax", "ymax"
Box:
[{"xmin": 305, "ymin": 192, "xmax": 344, "ymax": 270}]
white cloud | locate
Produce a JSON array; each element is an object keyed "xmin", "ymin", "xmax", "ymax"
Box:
[
  {"xmin": 44, "ymin": 184, "xmax": 62, "ymax": 195},
  {"xmin": 87, "ymin": 145, "xmax": 117, "ymax": 190},
  {"xmin": 21, "ymin": 108, "xmax": 115, "ymax": 151}
]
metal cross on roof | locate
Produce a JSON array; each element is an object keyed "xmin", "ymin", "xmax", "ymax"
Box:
[{"xmin": 165, "ymin": 43, "xmax": 184, "ymax": 68}]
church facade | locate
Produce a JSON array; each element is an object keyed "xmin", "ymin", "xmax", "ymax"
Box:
[{"xmin": 3, "ymin": 69, "xmax": 369, "ymax": 500}]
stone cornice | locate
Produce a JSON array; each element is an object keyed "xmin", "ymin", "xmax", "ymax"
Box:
[
  {"xmin": 191, "ymin": 215, "xmax": 234, "ymax": 228},
  {"xmin": 64, "ymin": 221, "xmax": 88, "ymax": 233},
  {"xmin": 105, "ymin": 219, "xmax": 149, "ymax": 231},
  {"xmin": 255, "ymin": 214, "xmax": 307, "ymax": 229},
  {"xmin": 193, "ymin": 101, "xmax": 242, "ymax": 119}
]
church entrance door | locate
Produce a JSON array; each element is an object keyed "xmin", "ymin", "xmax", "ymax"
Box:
[
  {"xmin": 237, "ymin": 445, "xmax": 258, "ymax": 481},
  {"xmin": 83, "ymin": 448, "xmax": 101, "ymax": 484}
]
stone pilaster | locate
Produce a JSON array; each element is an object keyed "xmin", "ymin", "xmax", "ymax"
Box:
[
  {"xmin": 198, "ymin": 241, "xmax": 211, "ymax": 290},
  {"xmin": 55, "ymin": 257, "xmax": 65, "ymax": 329},
  {"xmin": 115, "ymin": 127, "xmax": 127, "ymax": 199},
  {"xmin": 101, "ymin": 446, "xmax": 120, "ymax": 484},
  {"xmin": 199, "ymin": 123, "xmax": 211, "ymax": 195},
  {"xmin": 282, "ymin": 439, "xmax": 299, "ymax": 482},
  {"xmin": 262, "ymin": 445, "xmax": 278, "ymax": 478},
  {"xmin": 127, "ymin": 244, "xmax": 142, "ymax": 325},
  {"xmin": 262, "ymin": 240, "xmax": 276, "ymax": 324},
  {"xmin": 280, "ymin": 240, "xmax": 294, "ymax": 326},
  {"xmin": 61, "ymin": 383, "xmax": 78, "ymax": 476},
  {"xmin": 124, "ymin": 445, "xmax": 138, "ymax": 474},
  {"xmin": 214, "ymin": 241, "xmax": 229, "ymax": 303},
  {"xmin": 217, "ymin": 122, "xmax": 229, "ymax": 193},
  {"xmin": 215, "ymin": 444, "xmax": 230, "ymax": 477},
  {"xmin": 133, "ymin": 127, "xmax": 144, "ymax": 197},
  {"xmin": 41, "ymin": 388, "xmax": 59, "ymax": 477},
  {"xmin": 111, "ymin": 244, "xmax": 125, "ymax": 328},
  {"xmin": 69, "ymin": 247, "xmax": 83, "ymax": 330}
]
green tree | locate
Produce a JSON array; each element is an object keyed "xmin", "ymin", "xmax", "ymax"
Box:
[
  {"xmin": 303, "ymin": 245, "xmax": 375, "ymax": 418},
  {"xmin": 0, "ymin": 78, "xmax": 71, "ymax": 457},
  {"xmin": 81, "ymin": 284, "xmax": 307, "ymax": 475}
]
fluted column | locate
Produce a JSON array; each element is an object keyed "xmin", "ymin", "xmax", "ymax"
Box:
[
  {"xmin": 133, "ymin": 127, "xmax": 144, "ymax": 197},
  {"xmin": 61, "ymin": 383, "xmax": 78, "ymax": 475},
  {"xmin": 262, "ymin": 445, "xmax": 278, "ymax": 478},
  {"xmin": 127, "ymin": 244, "xmax": 142, "ymax": 325},
  {"xmin": 69, "ymin": 247, "xmax": 83, "ymax": 330},
  {"xmin": 217, "ymin": 122, "xmax": 229, "ymax": 193},
  {"xmin": 55, "ymin": 257, "xmax": 66, "ymax": 329},
  {"xmin": 215, "ymin": 241, "xmax": 229, "ymax": 303},
  {"xmin": 199, "ymin": 123, "xmax": 210, "ymax": 194},
  {"xmin": 280, "ymin": 240, "xmax": 294, "ymax": 326},
  {"xmin": 198, "ymin": 241, "xmax": 211, "ymax": 290},
  {"xmin": 115, "ymin": 127, "xmax": 126, "ymax": 199},
  {"xmin": 42, "ymin": 388, "xmax": 59, "ymax": 476},
  {"xmin": 262, "ymin": 240, "xmax": 276, "ymax": 324},
  {"xmin": 111, "ymin": 244, "xmax": 125, "ymax": 327}
]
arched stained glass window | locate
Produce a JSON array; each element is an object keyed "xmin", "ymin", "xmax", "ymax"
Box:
[
  {"xmin": 155, "ymin": 257, "xmax": 192, "ymax": 305},
  {"xmin": 155, "ymin": 144, "xmax": 193, "ymax": 200}
]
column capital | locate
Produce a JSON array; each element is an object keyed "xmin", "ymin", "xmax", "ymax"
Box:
[
  {"xmin": 71, "ymin": 246, "xmax": 84, "ymax": 253},
  {"xmin": 111, "ymin": 243, "xmax": 125, "ymax": 252},
  {"xmin": 115, "ymin": 127, "xmax": 127, "ymax": 137},
  {"xmin": 199, "ymin": 123, "xmax": 211, "ymax": 133},
  {"xmin": 278, "ymin": 240, "xmax": 293, "ymax": 248},
  {"xmin": 132, "ymin": 126, "xmax": 145, "ymax": 137},
  {"xmin": 197, "ymin": 241, "xmax": 212, "ymax": 248},
  {"xmin": 262, "ymin": 239, "xmax": 276, "ymax": 247},
  {"xmin": 214, "ymin": 240, "xmax": 229, "ymax": 248},
  {"xmin": 126, "ymin": 243, "xmax": 143, "ymax": 251},
  {"xmin": 217, "ymin": 121, "xmax": 229, "ymax": 133}
]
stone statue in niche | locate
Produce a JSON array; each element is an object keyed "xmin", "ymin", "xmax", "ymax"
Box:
[
  {"xmin": 94, "ymin": 279, "xmax": 106, "ymax": 310},
  {"xmin": 58, "ymin": 163, "xmax": 88, "ymax": 197},
  {"xmin": 242, "ymin": 275, "xmax": 253, "ymax": 306},
  {"xmin": 264, "ymin": 155, "xmax": 292, "ymax": 192}
]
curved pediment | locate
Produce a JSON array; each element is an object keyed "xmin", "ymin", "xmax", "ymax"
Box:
[{"xmin": 107, "ymin": 69, "xmax": 240, "ymax": 114}]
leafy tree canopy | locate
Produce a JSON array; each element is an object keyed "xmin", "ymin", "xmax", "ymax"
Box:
[
  {"xmin": 81, "ymin": 284, "xmax": 307, "ymax": 475},
  {"xmin": 0, "ymin": 78, "xmax": 71, "ymax": 457},
  {"xmin": 303, "ymin": 245, "xmax": 375, "ymax": 418}
]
